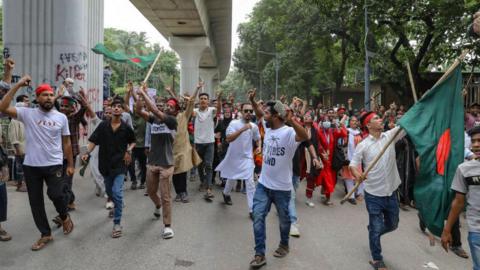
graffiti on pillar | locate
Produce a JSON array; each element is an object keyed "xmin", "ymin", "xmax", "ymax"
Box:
[{"xmin": 55, "ymin": 51, "xmax": 88, "ymax": 82}]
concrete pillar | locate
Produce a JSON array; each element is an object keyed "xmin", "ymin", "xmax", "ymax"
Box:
[
  {"xmin": 87, "ymin": 0, "xmax": 104, "ymax": 113},
  {"xmin": 169, "ymin": 36, "xmax": 209, "ymax": 95},
  {"xmin": 3, "ymin": 0, "xmax": 90, "ymax": 93},
  {"xmin": 199, "ymin": 68, "xmax": 218, "ymax": 96}
]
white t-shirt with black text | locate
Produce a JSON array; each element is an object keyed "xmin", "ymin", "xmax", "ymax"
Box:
[
  {"xmin": 16, "ymin": 107, "xmax": 70, "ymax": 166},
  {"xmin": 259, "ymin": 125, "xmax": 300, "ymax": 191}
]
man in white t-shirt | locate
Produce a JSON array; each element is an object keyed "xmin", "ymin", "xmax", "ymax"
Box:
[
  {"xmin": 0, "ymin": 77, "xmax": 75, "ymax": 251},
  {"xmin": 215, "ymin": 103, "xmax": 261, "ymax": 217},
  {"xmin": 193, "ymin": 91, "xmax": 222, "ymax": 201},
  {"xmin": 250, "ymin": 101, "xmax": 308, "ymax": 269}
]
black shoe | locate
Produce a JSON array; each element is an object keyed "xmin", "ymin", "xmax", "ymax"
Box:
[
  {"xmin": 139, "ymin": 183, "xmax": 145, "ymax": 189},
  {"xmin": 223, "ymin": 194, "xmax": 233, "ymax": 205},
  {"xmin": 347, "ymin": 198, "xmax": 357, "ymax": 205},
  {"xmin": 418, "ymin": 213, "xmax": 426, "ymax": 233},
  {"xmin": 131, "ymin": 183, "xmax": 137, "ymax": 190},
  {"xmin": 249, "ymin": 212, "xmax": 254, "ymax": 221}
]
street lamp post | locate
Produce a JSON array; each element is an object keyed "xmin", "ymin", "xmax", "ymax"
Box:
[{"xmin": 258, "ymin": 50, "xmax": 279, "ymax": 100}]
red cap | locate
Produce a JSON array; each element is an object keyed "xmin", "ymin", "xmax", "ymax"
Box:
[{"xmin": 35, "ymin": 84, "xmax": 54, "ymax": 96}]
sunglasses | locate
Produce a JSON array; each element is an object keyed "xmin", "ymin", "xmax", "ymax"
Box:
[{"xmin": 243, "ymin": 109, "xmax": 253, "ymax": 113}]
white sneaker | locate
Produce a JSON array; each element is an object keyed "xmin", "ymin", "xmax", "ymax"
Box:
[
  {"xmin": 162, "ymin": 227, "xmax": 174, "ymax": 239},
  {"xmin": 154, "ymin": 207, "xmax": 161, "ymax": 219},
  {"xmin": 106, "ymin": 201, "xmax": 114, "ymax": 210},
  {"xmin": 305, "ymin": 200, "xmax": 315, "ymax": 208},
  {"xmin": 290, "ymin": 223, "xmax": 300, "ymax": 237}
]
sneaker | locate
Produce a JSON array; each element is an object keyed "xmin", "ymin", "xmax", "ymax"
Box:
[
  {"xmin": 0, "ymin": 228, "xmax": 12, "ymax": 242},
  {"xmin": 106, "ymin": 200, "xmax": 114, "ymax": 210},
  {"xmin": 305, "ymin": 200, "xmax": 315, "ymax": 208},
  {"xmin": 139, "ymin": 183, "xmax": 145, "ymax": 189},
  {"xmin": 289, "ymin": 223, "xmax": 300, "ymax": 237},
  {"xmin": 154, "ymin": 207, "xmax": 161, "ymax": 219},
  {"xmin": 162, "ymin": 227, "xmax": 174, "ymax": 239},
  {"xmin": 16, "ymin": 183, "xmax": 27, "ymax": 192},
  {"xmin": 181, "ymin": 192, "xmax": 189, "ymax": 203},
  {"xmin": 130, "ymin": 183, "xmax": 137, "ymax": 190},
  {"xmin": 222, "ymin": 194, "xmax": 233, "ymax": 205},
  {"xmin": 174, "ymin": 194, "xmax": 182, "ymax": 202},
  {"xmin": 249, "ymin": 255, "xmax": 266, "ymax": 269},
  {"xmin": 273, "ymin": 244, "xmax": 289, "ymax": 258}
]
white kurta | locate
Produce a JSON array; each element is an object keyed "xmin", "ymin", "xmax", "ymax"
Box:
[{"xmin": 215, "ymin": 119, "xmax": 260, "ymax": 180}]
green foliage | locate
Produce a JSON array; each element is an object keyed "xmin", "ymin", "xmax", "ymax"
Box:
[
  {"xmin": 103, "ymin": 28, "xmax": 180, "ymax": 92},
  {"xmin": 234, "ymin": 0, "xmax": 480, "ymax": 102}
]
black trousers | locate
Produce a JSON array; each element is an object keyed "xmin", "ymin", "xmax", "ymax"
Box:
[
  {"xmin": 24, "ymin": 165, "xmax": 68, "ymax": 236},
  {"xmin": 0, "ymin": 183, "xmax": 6, "ymax": 222},
  {"xmin": 173, "ymin": 172, "xmax": 188, "ymax": 195},
  {"xmin": 62, "ymin": 156, "xmax": 77, "ymax": 204},
  {"xmin": 128, "ymin": 147, "xmax": 147, "ymax": 185}
]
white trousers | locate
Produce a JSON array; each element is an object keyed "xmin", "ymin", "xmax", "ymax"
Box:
[
  {"xmin": 90, "ymin": 147, "xmax": 105, "ymax": 194},
  {"xmin": 223, "ymin": 176, "xmax": 255, "ymax": 212},
  {"xmin": 345, "ymin": 179, "xmax": 364, "ymax": 199}
]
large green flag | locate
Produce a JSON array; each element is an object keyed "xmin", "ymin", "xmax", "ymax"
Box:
[
  {"xmin": 91, "ymin": 43, "xmax": 157, "ymax": 69},
  {"xmin": 398, "ymin": 65, "xmax": 464, "ymax": 236}
]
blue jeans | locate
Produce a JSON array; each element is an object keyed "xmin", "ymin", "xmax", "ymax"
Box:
[
  {"xmin": 469, "ymin": 231, "xmax": 480, "ymax": 270},
  {"xmin": 364, "ymin": 192, "xmax": 399, "ymax": 261},
  {"xmin": 195, "ymin": 143, "xmax": 214, "ymax": 188},
  {"xmin": 104, "ymin": 174, "xmax": 125, "ymax": 225},
  {"xmin": 252, "ymin": 183, "xmax": 291, "ymax": 256},
  {"xmin": 289, "ymin": 175, "xmax": 300, "ymax": 223}
]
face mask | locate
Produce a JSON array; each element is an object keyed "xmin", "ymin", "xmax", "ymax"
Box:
[{"xmin": 322, "ymin": 121, "xmax": 331, "ymax": 129}]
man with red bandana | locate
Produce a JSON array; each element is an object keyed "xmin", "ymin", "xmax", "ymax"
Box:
[
  {"xmin": 349, "ymin": 111, "xmax": 406, "ymax": 270},
  {"xmin": 0, "ymin": 78, "xmax": 75, "ymax": 250}
]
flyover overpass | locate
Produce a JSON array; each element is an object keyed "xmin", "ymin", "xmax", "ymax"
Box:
[{"xmin": 129, "ymin": 0, "xmax": 232, "ymax": 95}]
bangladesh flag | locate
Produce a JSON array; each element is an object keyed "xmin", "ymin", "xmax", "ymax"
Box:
[
  {"xmin": 92, "ymin": 43, "xmax": 158, "ymax": 69},
  {"xmin": 398, "ymin": 65, "xmax": 464, "ymax": 236}
]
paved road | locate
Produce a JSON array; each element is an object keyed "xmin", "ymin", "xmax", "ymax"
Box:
[{"xmin": 0, "ymin": 173, "xmax": 472, "ymax": 270}]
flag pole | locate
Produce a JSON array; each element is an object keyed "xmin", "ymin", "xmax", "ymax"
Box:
[
  {"xmin": 406, "ymin": 61, "xmax": 418, "ymax": 102},
  {"xmin": 142, "ymin": 52, "xmax": 162, "ymax": 85},
  {"xmin": 341, "ymin": 49, "xmax": 469, "ymax": 205}
]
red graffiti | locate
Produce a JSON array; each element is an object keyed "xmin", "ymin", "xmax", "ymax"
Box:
[{"xmin": 56, "ymin": 64, "xmax": 87, "ymax": 82}]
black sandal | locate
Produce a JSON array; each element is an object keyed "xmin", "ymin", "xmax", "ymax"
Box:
[{"xmin": 369, "ymin": 260, "xmax": 387, "ymax": 270}]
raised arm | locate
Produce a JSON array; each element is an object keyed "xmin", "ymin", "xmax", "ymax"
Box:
[
  {"xmin": 0, "ymin": 75, "xmax": 31, "ymax": 118},
  {"xmin": 3, "ymin": 59, "xmax": 14, "ymax": 84},
  {"xmin": 165, "ymin": 86, "xmax": 177, "ymax": 99},
  {"xmin": 215, "ymin": 90, "xmax": 223, "ymax": 114},
  {"xmin": 184, "ymin": 83, "xmax": 202, "ymax": 119},
  {"xmin": 78, "ymin": 88, "xmax": 95, "ymax": 119},
  {"xmin": 138, "ymin": 83, "xmax": 166, "ymax": 121},
  {"xmin": 248, "ymin": 89, "xmax": 264, "ymax": 119},
  {"xmin": 124, "ymin": 81, "xmax": 133, "ymax": 112},
  {"xmin": 286, "ymin": 109, "xmax": 308, "ymax": 142}
]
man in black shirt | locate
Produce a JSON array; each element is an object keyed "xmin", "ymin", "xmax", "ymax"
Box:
[{"xmin": 82, "ymin": 98, "xmax": 135, "ymax": 238}]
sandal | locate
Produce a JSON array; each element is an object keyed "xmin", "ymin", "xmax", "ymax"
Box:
[
  {"xmin": 273, "ymin": 244, "xmax": 289, "ymax": 258},
  {"xmin": 451, "ymin": 246, "xmax": 469, "ymax": 259},
  {"xmin": 369, "ymin": 260, "xmax": 387, "ymax": 270},
  {"xmin": 0, "ymin": 228, "xmax": 12, "ymax": 241},
  {"xmin": 249, "ymin": 255, "xmax": 267, "ymax": 268},
  {"xmin": 52, "ymin": 216, "xmax": 63, "ymax": 228},
  {"xmin": 31, "ymin": 236, "xmax": 53, "ymax": 251},
  {"xmin": 111, "ymin": 224, "xmax": 122, "ymax": 238},
  {"xmin": 62, "ymin": 215, "xmax": 74, "ymax": 235}
]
